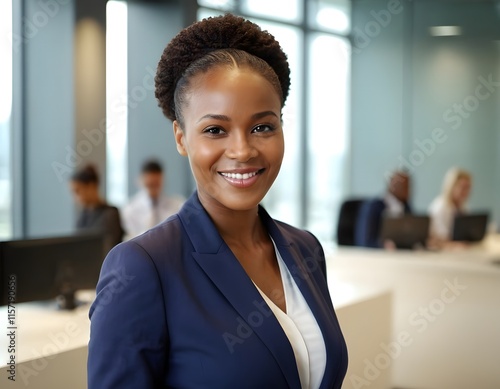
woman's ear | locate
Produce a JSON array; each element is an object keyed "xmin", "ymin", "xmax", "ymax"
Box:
[{"xmin": 173, "ymin": 121, "xmax": 188, "ymax": 156}]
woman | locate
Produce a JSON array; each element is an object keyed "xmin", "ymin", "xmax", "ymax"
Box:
[
  {"xmin": 88, "ymin": 14, "xmax": 347, "ymax": 388},
  {"xmin": 70, "ymin": 164, "xmax": 124, "ymax": 253},
  {"xmin": 428, "ymin": 167, "xmax": 472, "ymax": 242}
]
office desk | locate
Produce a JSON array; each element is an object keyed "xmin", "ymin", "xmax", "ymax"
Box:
[{"xmin": 327, "ymin": 243, "xmax": 500, "ymax": 389}]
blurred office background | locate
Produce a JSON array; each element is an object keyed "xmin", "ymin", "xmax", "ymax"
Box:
[{"xmin": 0, "ymin": 0, "xmax": 499, "ymax": 243}]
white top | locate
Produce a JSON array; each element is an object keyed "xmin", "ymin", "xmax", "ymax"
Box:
[
  {"xmin": 428, "ymin": 195, "xmax": 466, "ymax": 240},
  {"xmin": 121, "ymin": 190, "xmax": 185, "ymax": 240},
  {"xmin": 253, "ymin": 242, "xmax": 327, "ymax": 389},
  {"xmin": 384, "ymin": 192, "xmax": 405, "ymax": 217}
]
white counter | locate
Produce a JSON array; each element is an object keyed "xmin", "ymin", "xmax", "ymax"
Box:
[
  {"xmin": 0, "ymin": 292, "xmax": 93, "ymax": 389},
  {"xmin": 329, "ymin": 282, "xmax": 392, "ymax": 389},
  {"xmin": 327, "ymin": 242, "xmax": 500, "ymax": 389}
]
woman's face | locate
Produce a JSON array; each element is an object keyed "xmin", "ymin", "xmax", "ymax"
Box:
[
  {"xmin": 174, "ymin": 66, "xmax": 284, "ymax": 213},
  {"xmin": 70, "ymin": 181, "xmax": 97, "ymax": 206},
  {"xmin": 452, "ymin": 177, "xmax": 471, "ymax": 207}
]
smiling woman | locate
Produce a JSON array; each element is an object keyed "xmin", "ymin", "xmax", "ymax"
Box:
[{"xmin": 88, "ymin": 13, "xmax": 348, "ymax": 389}]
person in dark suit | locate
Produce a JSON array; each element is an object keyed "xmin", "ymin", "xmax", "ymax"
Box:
[
  {"xmin": 355, "ymin": 170, "xmax": 412, "ymax": 248},
  {"xmin": 88, "ymin": 14, "xmax": 347, "ymax": 389},
  {"xmin": 70, "ymin": 164, "xmax": 124, "ymax": 254}
]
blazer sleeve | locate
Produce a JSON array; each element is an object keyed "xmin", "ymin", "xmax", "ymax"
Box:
[{"xmin": 88, "ymin": 241, "xmax": 168, "ymax": 388}]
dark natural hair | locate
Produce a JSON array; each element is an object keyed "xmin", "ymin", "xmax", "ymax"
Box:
[
  {"xmin": 71, "ymin": 164, "xmax": 99, "ymax": 185},
  {"xmin": 141, "ymin": 159, "xmax": 163, "ymax": 174},
  {"xmin": 155, "ymin": 13, "xmax": 290, "ymax": 124}
]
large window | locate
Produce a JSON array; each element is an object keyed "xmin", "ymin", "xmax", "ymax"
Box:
[
  {"xmin": 0, "ymin": 0, "xmax": 13, "ymax": 239},
  {"xmin": 307, "ymin": 33, "xmax": 350, "ymax": 239},
  {"xmin": 198, "ymin": 0, "xmax": 351, "ymax": 242},
  {"xmin": 106, "ymin": 0, "xmax": 128, "ymax": 207}
]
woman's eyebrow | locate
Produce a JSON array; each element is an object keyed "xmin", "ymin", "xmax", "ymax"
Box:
[
  {"xmin": 197, "ymin": 111, "xmax": 278, "ymax": 124},
  {"xmin": 197, "ymin": 114, "xmax": 230, "ymax": 123},
  {"xmin": 252, "ymin": 111, "xmax": 279, "ymax": 120}
]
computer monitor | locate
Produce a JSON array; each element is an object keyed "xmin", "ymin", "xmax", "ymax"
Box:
[
  {"xmin": 380, "ymin": 215, "xmax": 430, "ymax": 249},
  {"xmin": 452, "ymin": 213, "xmax": 489, "ymax": 242},
  {"xmin": 0, "ymin": 232, "xmax": 105, "ymax": 309}
]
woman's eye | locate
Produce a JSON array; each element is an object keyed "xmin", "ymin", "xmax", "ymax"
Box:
[
  {"xmin": 252, "ymin": 124, "xmax": 274, "ymax": 133},
  {"xmin": 203, "ymin": 127, "xmax": 225, "ymax": 135}
]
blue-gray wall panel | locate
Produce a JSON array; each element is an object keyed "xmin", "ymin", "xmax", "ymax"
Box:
[
  {"xmin": 127, "ymin": 2, "xmax": 192, "ymax": 198},
  {"xmin": 24, "ymin": 0, "xmax": 75, "ymax": 237}
]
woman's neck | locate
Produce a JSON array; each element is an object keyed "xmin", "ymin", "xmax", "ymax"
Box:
[{"xmin": 200, "ymin": 199, "xmax": 268, "ymax": 249}]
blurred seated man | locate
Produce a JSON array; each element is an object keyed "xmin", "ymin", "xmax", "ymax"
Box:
[
  {"xmin": 122, "ymin": 160, "xmax": 185, "ymax": 239},
  {"xmin": 70, "ymin": 164, "xmax": 124, "ymax": 254},
  {"xmin": 355, "ymin": 171, "xmax": 411, "ymax": 248}
]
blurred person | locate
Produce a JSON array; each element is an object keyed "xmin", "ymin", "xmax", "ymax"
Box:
[
  {"xmin": 355, "ymin": 170, "xmax": 412, "ymax": 248},
  {"xmin": 428, "ymin": 167, "xmax": 472, "ymax": 242},
  {"xmin": 121, "ymin": 159, "xmax": 185, "ymax": 239},
  {"xmin": 70, "ymin": 164, "xmax": 124, "ymax": 253}
]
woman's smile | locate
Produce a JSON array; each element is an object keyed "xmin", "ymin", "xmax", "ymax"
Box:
[{"xmin": 218, "ymin": 168, "xmax": 265, "ymax": 188}]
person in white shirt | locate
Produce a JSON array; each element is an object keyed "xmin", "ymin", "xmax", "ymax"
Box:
[
  {"xmin": 428, "ymin": 167, "xmax": 472, "ymax": 243},
  {"xmin": 122, "ymin": 160, "xmax": 185, "ymax": 239}
]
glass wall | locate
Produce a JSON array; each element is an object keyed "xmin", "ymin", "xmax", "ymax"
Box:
[
  {"xmin": 198, "ymin": 0, "xmax": 351, "ymax": 242},
  {"xmin": 0, "ymin": 0, "xmax": 13, "ymax": 239}
]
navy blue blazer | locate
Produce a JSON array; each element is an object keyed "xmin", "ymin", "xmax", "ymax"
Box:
[
  {"xmin": 88, "ymin": 192, "xmax": 347, "ymax": 388},
  {"xmin": 355, "ymin": 197, "xmax": 412, "ymax": 248}
]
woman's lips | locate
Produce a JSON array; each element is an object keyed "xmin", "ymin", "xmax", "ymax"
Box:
[{"xmin": 219, "ymin": 169, "xmax": 264, "ymax": 188}]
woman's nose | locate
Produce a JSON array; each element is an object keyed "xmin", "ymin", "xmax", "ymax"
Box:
[{"xmin": 225, "ymin": 133, "xmax": 258, "ymax": 162}]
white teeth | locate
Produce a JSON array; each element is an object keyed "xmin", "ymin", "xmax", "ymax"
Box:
[{"xmin": 221, "ymin": 171, "xmax": 259, "ymax": 180}]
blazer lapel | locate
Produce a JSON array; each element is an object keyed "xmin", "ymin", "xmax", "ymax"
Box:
[
  {"xmin": 260, "ymin": 206, "xmax": 346, "ymax": 388},
  {"xmin": 178, "ymin": 193, "xmax": 302, "ymax": 389}
]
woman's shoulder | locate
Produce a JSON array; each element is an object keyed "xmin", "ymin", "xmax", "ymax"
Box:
[
  {"xmin": 131, "ymin": 214, "xmax": 184, "ymax": 249},
  {"xmin": 272, "ymin": 218, "xmax": 323, "ymax": 252},
  {"xmin": 105, "ymin": 216, "xmax": 185, "ymax": 266}
]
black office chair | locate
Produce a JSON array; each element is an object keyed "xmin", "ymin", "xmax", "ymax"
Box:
[{"xmin": 336, "ymin": 198, "xmax": 366, "ymax": 246}]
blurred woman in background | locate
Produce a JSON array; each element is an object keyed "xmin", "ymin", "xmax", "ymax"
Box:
[
  {"xmin": 70, "ymin": 164, "xmax": 124, "ymax": 253},
  {"xmin": 428, "ymin": 167, "xmax": 472, "ymax": 243}
]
